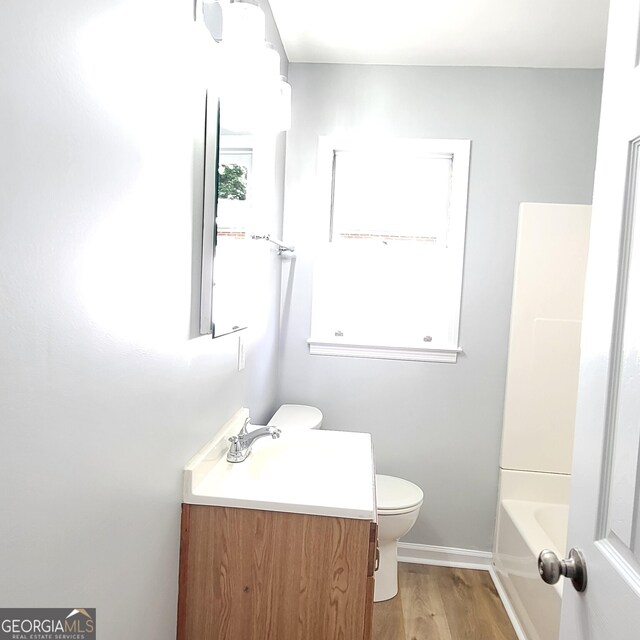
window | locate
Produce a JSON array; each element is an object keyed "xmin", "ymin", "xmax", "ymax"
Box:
[
  {"xmin": 309, "ymin": 137, "xmax": 470, "ymax": 363},
  {"xmin": 217, "ymin": 136, "xmax": 254, "ymax": 240}
]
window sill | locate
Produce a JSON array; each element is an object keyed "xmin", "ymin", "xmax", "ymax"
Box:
[{"xmin": 307, "ymin": 339, "xmax": 462, "ymax": 363}]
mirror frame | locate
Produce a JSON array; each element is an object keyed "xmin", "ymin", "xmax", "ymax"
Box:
[{"xmin": 199, "ymin": 90, "xmax": 218, "ymax": 335}]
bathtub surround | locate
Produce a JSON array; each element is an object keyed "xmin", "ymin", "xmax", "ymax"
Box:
[
  {"xmin": 0, "ymin": 1, "xmax": 286, "ymax": 638},
  {"xmin": 493, "ymin": 204, "xmax": 592, "ymax": 640},
  {"xmin": 278, "ymin": 64, "xmax": 603, "ymax": 552},
  {"xmin": 500, "ymin": 204, "xmax": 592, "ymax": 476}
]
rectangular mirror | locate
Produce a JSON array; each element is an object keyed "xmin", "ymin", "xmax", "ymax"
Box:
[{"xmin": 199, "ymin": 90, "xmax": 247, "ymax": 338}]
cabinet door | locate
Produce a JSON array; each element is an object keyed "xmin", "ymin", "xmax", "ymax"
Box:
[{"xmin": 177, "ymin": 504, "xmax": 373, "ymax": 640}]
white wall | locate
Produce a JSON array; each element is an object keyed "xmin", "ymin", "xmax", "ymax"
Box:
[
  {"xmin": 0, "ymin": 0, "xmax": 286, "ymax": 637},
  {"xmin": 242, "ymin": 0, "xmax": 288, "ymax": 423},
  {"xmin": 278, "ymin": 64, "xmax": 603, "ymax": 551}
]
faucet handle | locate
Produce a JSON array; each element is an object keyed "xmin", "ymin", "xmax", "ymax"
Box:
[
  {"xmin": 270, "ymin": 427, "xmax": 282, "ymax": 439},
  {"xmin": 239, "ymin": 417, "xmax": 251, "ymax": 437}
]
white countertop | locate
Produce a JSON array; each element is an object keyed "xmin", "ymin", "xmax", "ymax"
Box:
[{"xmin": 184, "ymin": 409, "xmax": 376, "ymax": 520}]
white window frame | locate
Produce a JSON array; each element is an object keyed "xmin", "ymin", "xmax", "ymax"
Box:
[{"xmin": 308, "ymin": 136, "xmax": 471, "ymax": 364}]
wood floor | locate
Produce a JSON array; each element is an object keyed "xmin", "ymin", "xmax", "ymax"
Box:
[{"xmin": 372, "ymin": 563, "xmax": 518, "ymax": 640}]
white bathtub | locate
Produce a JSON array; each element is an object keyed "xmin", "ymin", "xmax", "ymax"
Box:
[{"xmin": 494, "ymin": 471, "xmax": 570, "ymax": 640}]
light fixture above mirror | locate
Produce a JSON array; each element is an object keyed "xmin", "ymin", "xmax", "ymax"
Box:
[{"xmin": 202, "ymin": 0, "xmax": 291, "ymax": 133}]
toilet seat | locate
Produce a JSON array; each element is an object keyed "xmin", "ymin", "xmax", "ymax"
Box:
[
  {"xmin": 378, "ymin": 504, "xmax": 423, "ymax": 516},
  {"xmin": 376, "ymin": 474, "xmax": 424, "ymax": 515}
]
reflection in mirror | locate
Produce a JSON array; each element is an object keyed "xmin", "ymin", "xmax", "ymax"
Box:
[{"xmin": 210, "ymin": 134, "xmax": 255, "ymax": 336}]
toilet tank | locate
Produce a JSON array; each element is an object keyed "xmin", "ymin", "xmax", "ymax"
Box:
[{"xmin": 267, "ymin": 404, "xmax": 323, "ymax": 430}]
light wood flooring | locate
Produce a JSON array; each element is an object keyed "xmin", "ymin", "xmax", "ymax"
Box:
[{"xmin": 372, "ymin": 563, "xmax": 518, "ymax": 640}]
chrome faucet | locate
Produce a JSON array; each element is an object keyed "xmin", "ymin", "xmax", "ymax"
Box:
[{"xmin": 227, "ymin": 417, "xmax": 282, "ymax": 463}]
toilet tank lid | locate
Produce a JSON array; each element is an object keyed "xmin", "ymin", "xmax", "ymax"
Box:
[
  {"xmin": 376, "ymin": 474, "xmax": 424, "ymax": 511},
  {"xmin": 267, "ymin": 404, "xmax": 323, "ymax": 430}
]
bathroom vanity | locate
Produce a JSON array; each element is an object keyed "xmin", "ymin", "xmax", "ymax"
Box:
[{"xmin": 177, "ymin": 410, "xmax": 377, "ymax": 640}]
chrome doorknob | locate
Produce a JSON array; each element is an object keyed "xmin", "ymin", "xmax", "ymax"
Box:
[{"xmin": 538, "ymin": 548, "xmax": 587, "ymax": 592}]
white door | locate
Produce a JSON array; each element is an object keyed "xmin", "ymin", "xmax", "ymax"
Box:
[{"xmin": 558, "ymin": 0, "xmax": 640, "ymax": 637}]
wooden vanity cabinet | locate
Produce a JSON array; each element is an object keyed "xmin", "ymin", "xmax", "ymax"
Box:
[{"xmin": 177, "ymin": 504, "xmax": 377, "ymax": 640}]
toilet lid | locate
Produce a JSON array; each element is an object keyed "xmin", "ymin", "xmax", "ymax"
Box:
[
  {"xmin": 267, "ymin": 404, "xmax": 323, "ymax": 430},
  {"xmin": 376, "ymin": 474, "xmax": 424, "ymax": 512}
]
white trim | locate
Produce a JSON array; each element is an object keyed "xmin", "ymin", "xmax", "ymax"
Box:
[
  {"xmin": 397, "ymin": 542, "xmax": 492, "ymax": 569},
  {"xmin": 488, "ymin": 566, "xmax": 530, "ymax": 640},
  {"xmin": 307, "ymin": 340, "xmax": 462, "ymax": 363}
]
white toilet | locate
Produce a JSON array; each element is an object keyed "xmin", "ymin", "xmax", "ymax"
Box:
[
  {"xmin": 267, "ymin": 404, "xmax": 423, "ymax": 603},
  {"xmin": 374, "ymin": 474, "xmax": 423, "ymax": 602},
  {"xmin": 267, "ymin": 403, "xmax": 324, "ymax": 431}
]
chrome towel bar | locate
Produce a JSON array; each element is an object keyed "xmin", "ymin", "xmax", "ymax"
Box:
[{"xmin": 251, "ymin": 234, "xmax": 295, "ymax": 255}]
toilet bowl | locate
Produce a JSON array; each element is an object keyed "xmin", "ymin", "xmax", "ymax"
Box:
[
  {"xmin": 375, "ymin": 474, "xmax": 424, "ymax": 602},
  {"xmin": 267, "ymin": 405, "xmax": 423, "ymax": 602}
]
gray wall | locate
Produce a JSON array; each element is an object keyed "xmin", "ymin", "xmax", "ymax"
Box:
[
  {"xmin": 278, "ymin": 64, "xmax": 602, "ymax": 551},
  {"xmin": 246, "ymin": 0, "xmax": 289, "ymax": 422},
  {"xmin": 0, "ymin": 1, "xmax": 286, "ymax": 638}
]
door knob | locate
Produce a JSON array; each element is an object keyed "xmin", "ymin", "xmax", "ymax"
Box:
[{"xmin": 538, "ymin": 548, "xmax": 587, "ymax": 592}]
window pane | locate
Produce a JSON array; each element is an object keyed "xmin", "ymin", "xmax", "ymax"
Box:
[
  {"xmin": 331, "ymin": 150, "xmax": 453, "ymax": 245},
  {"xmin": 310, "ymin": 137, "xmax": 470, "ymax": 355},
  {"xmin": 217, "ymin": 150, "xmax": 252, "ymax": 240},
  {"xmin": 312, "ymin": 244, "xmax": 453, "ymax": 347}
]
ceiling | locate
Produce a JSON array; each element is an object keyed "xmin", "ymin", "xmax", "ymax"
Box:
[{"xmin": 267, "ymin": 0, "xmax": 610, "ymax": 68}]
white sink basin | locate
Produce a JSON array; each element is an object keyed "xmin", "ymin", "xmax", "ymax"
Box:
[{"xmin": 184, "ymin": 409, "xmax": 376, "ymax": 519}]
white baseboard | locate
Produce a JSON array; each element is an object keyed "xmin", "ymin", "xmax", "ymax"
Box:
[
  {"xmin": 397, "ymin": 542, "xmax": 493, "ymax": 570},
  {"xmin": 488, "ymin": 566, "xmax": 529, "ymax": 640}
]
